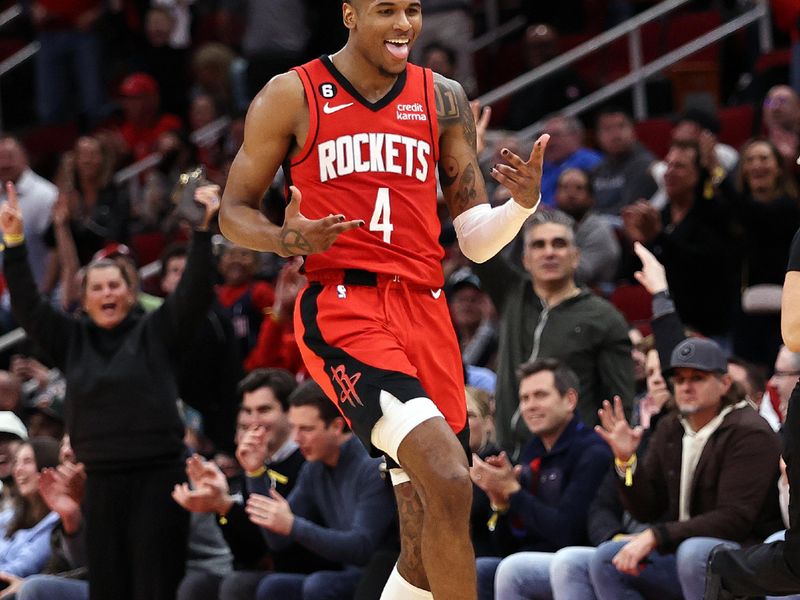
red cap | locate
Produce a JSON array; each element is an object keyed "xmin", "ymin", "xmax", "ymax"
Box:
[{"xmin": 119, "ymin": 73, "xmax": 158, "ymax": 97}]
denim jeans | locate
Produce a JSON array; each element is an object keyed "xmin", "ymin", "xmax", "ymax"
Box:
[
  {"xmin": 17, "ymin": 576, "xmax": 88, "ymax": 600},
  {"xmin": 493, "ymin": 551, "xmax": 554, "ymax": 600},
  {"xmin": 590, "ymin": 537, "xmax": 739, "ymax": 600},
  {"xmin": 476, "ymin": 556, "xmax": 502, "ymax": 600},
  {"xmin": 550, "ymin": 546, "xmax": 599, "ymax": 600},
  {"xmin": 255, "ymin": 568, "xmax": 363, "ymax": 600}
]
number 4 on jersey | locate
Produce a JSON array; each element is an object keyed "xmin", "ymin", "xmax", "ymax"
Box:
[{"xmin": 369, "ymin": 187, "xmax": 393, "ymax": 244}]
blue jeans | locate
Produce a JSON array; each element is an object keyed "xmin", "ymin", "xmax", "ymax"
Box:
[
  {"xmin": 17, "ymin": 576, "xmax": 88, "ymax": 600},
  {"xmin": 590, "ymin": 537, "xmax": 739, "ymax": 600},
  {"xmin": 476, "ymin": 556, "xmax": 501, "ymax": 600},
  {"xmin": 550, "ymin": 546, "xmax": 598, "ymax": 600},
  {"xmin": 255, "ymin": 569, "xmax": 363, "ymax": 600},
  {"xmin": 494, "ymin": 551, "xmax": 554, "ymax": 600}
]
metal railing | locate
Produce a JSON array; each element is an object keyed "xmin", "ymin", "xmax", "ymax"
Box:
[{"xmin": 477, "ymin": 0, "xmax": 773, "ymax": 138}]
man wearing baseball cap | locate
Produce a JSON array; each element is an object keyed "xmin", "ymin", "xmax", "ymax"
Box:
[
  {"xmin": 116, "ymin": 72, "xmax": 182, "ymax": 161},
  {"xmin": 591, "ymin": 337, "xmax": 782, "ymax": 600}
]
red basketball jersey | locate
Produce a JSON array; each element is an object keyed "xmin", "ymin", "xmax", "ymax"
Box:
[{"xmin": 289, "ymin": 57, "xmax": 443, "ymax": 288}]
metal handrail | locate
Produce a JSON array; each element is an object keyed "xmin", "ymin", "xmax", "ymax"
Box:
[
  {"xmin": 476, "ymin": 0, "xmax": 694, "ymax": 109},
  {"xmin": 467, "ymin": 14, "xmax": 527, "ymax": 53},
  {"xmin": 517, "ymin": 2, "xmax": 768, "ymax": 140},
  {"xmin": 0, "ymin": 41, "xmax": 38, "ymax": 79},
  {"xmin": 0, "ymin": 4, "xmax": 22, "ymax": 30},
  {"xmin": 190, "ymin": 116, "xmax": 232, "ymax": 147}
]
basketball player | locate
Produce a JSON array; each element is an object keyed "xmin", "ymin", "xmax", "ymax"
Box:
[{"xmin": 218, "ymin": 1, "xmax": 548, "ymax": 598}]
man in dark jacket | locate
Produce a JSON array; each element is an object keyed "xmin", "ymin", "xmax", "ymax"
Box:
[
  {"xmin": 472, "ymin": 209, "xmax": 634, "ymax": 457},
  {"xmin": 471, "ymin": 358, "xmax": 611, "ymax": 599},
  {"xmin": 590, "ymin": 337, "xmax": 782, "ymax": 600}
]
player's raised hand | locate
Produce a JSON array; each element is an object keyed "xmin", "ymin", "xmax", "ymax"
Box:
[
  {"xmin": 0, "ymin": 181, "xmax": 23, "ymax": 236},
  {"xmin": 278, "ymin": 186, "xmax": 364, "ymax": 257},
  {"xmin": 491, "ymin": 134, "xmax": 550, "ymax": 210}
]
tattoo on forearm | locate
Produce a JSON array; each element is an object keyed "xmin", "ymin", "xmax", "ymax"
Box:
[
  {"xmin": 439, "ymin": 157, "xmax": 459, "ymax": 188},
  {"xmin": 455, "ymin": 163, "xmax": 477, "ymax": 209},
  {"xmin": 280, "ymin": 229, "xmax": 312, "ymax": 255},
  {"xmin": 394, "ymin": 483, "xmax": 428, "ymax": 587}
]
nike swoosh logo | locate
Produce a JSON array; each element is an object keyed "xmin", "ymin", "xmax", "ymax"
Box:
[
  {"xmin": 431, "ymin": 289, "xmax": 442, "ymax": 299},
  {"xmin": 323, "ymin": 101, "xmax": 354, "ymax": 114}
]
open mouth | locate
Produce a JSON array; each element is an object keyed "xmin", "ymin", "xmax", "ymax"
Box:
[
  {"xmin": 101, "ymin": 302, "xmax": 117, "ymax": 314},
  {"xmin": 385, "ymin": 39, "xmax": 410, "ymax": 60}
]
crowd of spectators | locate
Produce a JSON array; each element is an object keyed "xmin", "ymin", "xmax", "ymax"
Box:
[{"xmin": 0, "ymin": 0, "xmax": 797, "ymax": 599}]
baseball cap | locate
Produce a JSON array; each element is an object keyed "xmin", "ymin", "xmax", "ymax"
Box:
[
  {"xmin": 446, "ymin": 267, "xmax": 482, "ymax": 295},
  {"xmin": 665, "ymin": 337, "xmax": 727, "ymax": 376},
  {"xmin": 0, "ymin": 412, "xmax": 28, "ymax": 440},
  {"xmin": 119, "ymin": 73, "xmax": 159, "ymax": 97}
]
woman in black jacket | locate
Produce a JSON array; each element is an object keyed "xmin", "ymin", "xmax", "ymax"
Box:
[
  {"xmin": 724, "ymin": 138, "xmax": 800, "ymax": 371},
  {"xmin": 0, "ymin": 180, "xmax": 220, "ymax": 600}
]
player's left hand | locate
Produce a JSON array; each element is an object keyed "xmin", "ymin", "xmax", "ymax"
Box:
[
  {"xmin": 246, "ymin": 489, "xmax": 294, "ymax": 535},
  {"xmin": 491, "ymin": 134, "xmax": 550, "ymax": 210}
]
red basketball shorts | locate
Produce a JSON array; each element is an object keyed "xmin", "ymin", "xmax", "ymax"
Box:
[{"xmin": 294, "ymin": 269, "xmax": 467, "ymax": 458}]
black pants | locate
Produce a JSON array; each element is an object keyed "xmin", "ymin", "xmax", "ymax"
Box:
[
  {"xmin": 85, "ymin": 462, "xmax": 190, "ymax": 600},
  {"xmin": 707, "ymin": 383, "xmax": 800, "ymax": 599}
]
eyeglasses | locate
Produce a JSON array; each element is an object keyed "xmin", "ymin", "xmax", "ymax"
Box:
[{"xmin": 772, "ymin": 370, "xmax": 800, "ymax": 378}]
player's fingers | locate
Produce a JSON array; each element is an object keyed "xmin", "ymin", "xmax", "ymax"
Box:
[
  {"xmin": 527, "ymin": 134, "xmax": 550, "ymax": 163},
  {"xmin": 285, "ymin": 186, "xmax": 302, "ymax": 217},
  {"xmin": 490, "ymin": 168, "xmax": 518, "ymax": 189},
  {"xmin": 498, "ymin": 148, "xmax": 526, "ymax": 170},
  {"xmin": 321, "ymin": 213, "xmax": 347, "ymax": 227},
  {"xmin": 493, "ymin": 164, "xmax": 526, "ymax": 188},
  {"xmin": 331, "ymin": 219, "xmax": 365, "ymax": 234}
]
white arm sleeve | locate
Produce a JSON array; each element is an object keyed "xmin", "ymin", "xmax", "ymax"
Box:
[{"xmin": 452, "ymin": 197, "xmax": 540, "ymax": 263}]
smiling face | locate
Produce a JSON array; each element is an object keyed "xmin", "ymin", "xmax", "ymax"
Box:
[
  {"xmin": 518, "ymin": 370, "xmax": 576, "ymax": 447},
  {"xmin": 13, "ymin": 443, "xmax": 39, "ymax": 500},
  {"xmin": 241, "ymin": 386, "xmax": 290, "ymax": 451},
  {"xmin": 344, "ymin": 0, "xmax": 422, "ymax": 77},
  {"xmin": 741, "ymin": 141, "xmax": 780, "ymax": 195},
  {"xmin": 82, "ymin": 265, "xmax": 136, "ymax": 329}
]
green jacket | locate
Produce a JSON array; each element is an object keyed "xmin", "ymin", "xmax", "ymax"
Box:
[{"xmin": 473, "ymin": 254, "xmax": 634, "ymax": 456}]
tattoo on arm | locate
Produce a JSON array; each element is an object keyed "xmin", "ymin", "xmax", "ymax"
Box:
[
  {"xmin": 434, "ymin": 74, "xmax": 480, "ymax": 211},
  {"xmin": 280, "ymin": 229, "xmax": 312, "ymax": 255},
  {"xmin": 434, "ymin": 75, "xmax": 476, "ymax": 148}
]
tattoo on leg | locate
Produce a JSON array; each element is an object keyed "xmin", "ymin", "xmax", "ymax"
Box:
[
  {"xmin": 280, "ymin": 229, "xmax": 312, "ymax": 255},
  {"xmin": 394, "ymin": 482, "xmax": 429, "ymax": 590}
]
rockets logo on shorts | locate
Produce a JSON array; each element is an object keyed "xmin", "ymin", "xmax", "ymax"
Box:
[{"xmin": 330, "ymin": 365, "xmax": 363, "ymax": 407}]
